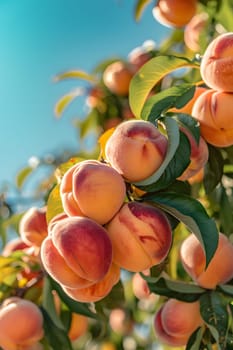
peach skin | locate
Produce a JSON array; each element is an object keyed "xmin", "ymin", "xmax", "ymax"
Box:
[
  {"xmin": 180, "ymin": 232, "xmax": 233, "ymax": 289},
  {"xmin": 105, "ymin": 119, "xmax": 168, "ymax": 182},
  {"xmin": 184, "ymin": 12, "xmax": 209, "ymax": 52},
  {"xmin": 60, "ymin": 159, "xmax": 126, "ymax": 225},
  {"xmin": 192, "ymin": 89, "xmax": 233, "ymax": 147},
  {"xmin": 200, "ymin": 32, "xmax": 233, "ymax": 92},
  {"xmin": 106, "ymin": 201, "xmax": 172, "ymax": 272},
  {"xmin": 68, "ymin": 313, "xmax": 88, "ymax": 341},
  {"xmin": 102, "ymin": 61, "xmax": 134, "ymax": 96}
]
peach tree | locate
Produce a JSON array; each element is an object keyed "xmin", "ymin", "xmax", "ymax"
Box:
[{"xmin": 1, "ymin": 1, "xmax": 233, "ymax": 350}]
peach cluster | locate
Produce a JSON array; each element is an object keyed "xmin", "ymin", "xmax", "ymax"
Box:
[
  {"xmin": 153, "ymin": 299, "xmax": 203, "ymax": 347},
  {"xmin": 192, "ymin": 32, "xmax": 233, "ymax": 147},
  {"xmin": 0, "ymin": 297, "xmax": 44, "ymax": 350}
]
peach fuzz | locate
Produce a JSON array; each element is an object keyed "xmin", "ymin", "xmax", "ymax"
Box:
[
  {"xmin": 60, "ymin": 159, "xmax": 126, "ymax": 225},
  {"xmin": 40, "ymin": 216, "xmax": 113, "ymax": 287},
  {"xmin": 68, "ymin": 313, "xmax": 89, "ymax": 341},
  {"xmin": 0, "ymin": 297, "xmax": 44, "ymax": 350},
  {"xmin": 105, "ymin": 119, "xmax": 168, "ymax": 182},
  {"xmin": 184, "ymin": 12, "xmax": 209, "ymax": 52},
  {"xmin": 19, "ymin": 206, "xmax": 48, "ymax": 248},
  {"xmin": 63, "ymin": 263, "xmax": 120, "ymax": 303},
  {"xmin": 153, "ymin": 299, "xmax": 203, "ymax": 347},
  {"xmin": 180, "ymin": 232, "xmax": 233, "ymax": 289},
  {"xmin": 106, "ymin": 201, "xmax": 172, "ymax": 272},
  {"xmin": 152, "ymin": 0, "xmax": 197, "ymax": 28},
  {"xmin": 102, "ymin": 60, "xmax": 134, "ymax": 96},
  {"xmin": 200, "ymin": 32, "xmax": 233, "ymax": 92},
  {"xmin": 192, "ymin": 89, "xmax": 233, "ymax": 147}
]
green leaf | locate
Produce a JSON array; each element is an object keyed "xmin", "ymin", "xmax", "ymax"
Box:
[
  {"xmin": 173, "ymin": 113, "xmax": 200, "ymax": 145},
  {"xmin": 41, "ymin": 307, "xmax": 73, "ymax": 350},
  {"xmin": 141, "ymin": 83, "xmax": 195, "ymax": 121},
  {"xmin": 143, "ymin": 192, "xmax": 219, "ymax": 267},
  {"xmin": 186, "ymin": 327, "xmax": 205, "ymax": 350},
  {"xmin": 54, "ymin": 88, "xmax": 85, "ymax": 118},
  {"xmin": 134, "ymin": 0, "xmax": 153, "ymax": 21},
  {"xmin": 46, "ymin": 185, "xmax": 64, "ymax": 224},
  {"xmin": 204, "ymin": 145, "xmax": 224, "ymax": 194},
  {"xmin": 200, "ymin": 291, "xmax": 229, "ymax": 349},
  {"xmin": 219, "ymin": 186, "xmax": 233, "ymax": 235},
  {"xmin": 95, "ymin": 280, "xmax": 125, "ymax": 310},
  {"xmin": 15, "ymin": 166, "xmax": 34, "ymax": 189},
  {"xmin": 76, "ymin": 109, "xmax": 100, "ymax": 138},
  {"xmin": 129, "ymin": 55, "xmax": 198, "ymax": 119},
  {"xmin": 143, "ymin": 276, "xmax": 205, "ymax": 302},
  {"xmin": 54, "ymin": 70, "xmax": 97, "ymax": 83},
  {"xmin": 217, "ymin": 284, "xmax": 233, "ymax": 297},
  {"xmin": 48, "ymin": 276, "xmax": 98, "ymax": 319}
]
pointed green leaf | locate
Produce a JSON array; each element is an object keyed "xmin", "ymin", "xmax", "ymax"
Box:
[
  {"xmin": 204, "ymin": 145, "xmax": 224, "ymax": 194},
  {"xmin": 144, "ymin": 192, "xmax": 219, "ymax": 267},
  {"xmin": 134, "ymin": 0, "xmax": 153, "ymax": 21},
  {"xmin": 15, "ymin": 166, "xmax": 34, "ymax": 189},
  {"xmin": 54, "ymin": 88, "xmax": 85, "ymax": 118},
  {"xmin": 186, "ymin": 327, "xmax": 205, "ymax": 350},
  {"xmin": 129, "ymin": 55, "xmax": 197, "ymax": 118},
  {"xmin": 217, "ymin": 284, "xmax": 233, "ymax": 297},
  {"xmin": 54, "ymin": 70, "xmax": 96, "ymax": 83}
]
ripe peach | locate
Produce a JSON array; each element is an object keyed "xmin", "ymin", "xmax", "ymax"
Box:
[
  {"xmin": 2, "ymin": 237, "xmax": 30, "ymax": 257},
  {"xmin": 106, "ymin": 201, "xmax": 172, "ymax": 272},
  {"xmin": 192, "ymin": 89, "xmax": 233, "ymax": 147},
  {"xmin": 180, "ymin": 232, "xmax": 233, "ymax": 289},
  {"xmin": 63, "ymin": 263, "xmax": 120, "ymax": 303},
  {"xmin": 105, "ymin": 119, "xmax": 168, "ymax": 182},
  {"xmin": 170, "ymin": 86, "xmax": 208, "ymax": 115},
  {"xmin": 200, "ymin": 32, "xmax": 233, "ymax": 92},
  {"xmin": 184, "ymin": 12, "xmax": 209, "ymax": 52},
  {"xmin": 152, "ymin": 0, "xmax": 197, "ymax": 28},
  {"xmin": 128, "ymin": 47, "xmax": 152, "ymax": 72},
  {"xmin": 0, "ymin": 297, "xmax": 44, "ymax": 350},
  {"xmin": 132, "ymin": 270, "xmax": 154, "ymax": 300},
  {"xmin": 68, "ymin": 313, "xmax": 89, "ymax": 341},
  {"xmin": 60, "ymin": 159, "xmax": 126, "ymax": 225},
  {"xmin": 19, "ymin": 207, "xmax": 48, "ymax": 248},
  {"xmin": 177, "ymin": 129, "xmax": 209, "ymax": 181},
  {"xmin": 102, "ymin": 61, "xmax": 134, "ymax": 96},
  {"xmin": 153, "ymin": 299, "xmax": 203, "ymax": 347},
  {"xmin": 40, "ymin": 216, "xmax": 113, "ymax": 287},
  {"xmin": 109, "ymin": 308, "xmax": 134, "ymax": 335}
]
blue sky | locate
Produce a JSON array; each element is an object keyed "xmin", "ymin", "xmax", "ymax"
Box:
[{"xmin": 0, "ymin": 0, "xmax": 170, "ymax": 186}]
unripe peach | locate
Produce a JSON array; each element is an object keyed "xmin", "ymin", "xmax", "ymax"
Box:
[
  {"xmin": 106, "ymin": 201, "xmax": 172, "ymax": 272},
  {"xmin": 40, "ymin": 216, "xmax": 113, "ymax": 287},
  {"xmin": 192, "ymin": 89, "xmax": 233, "ymax": 147},
  {"xmin": 200, "ymin": 32, "xmax": 233, "ymax": 92},
  {"xmin": 102, "ymin": 61, "xmax": 134, "ymax": 96},
  {"xmin": 63, "ymin": 263, "xmax": 120, "ymax": 303},
  {"xmin": 152, "ymin": 0, "xmax": 197, "ymax": 28},
  {"xmin": 60, "ymin": 160, "xmax": 126, "ymax": 225},
  {"xmin": 184, "ymin": 12, "xmax": 209, "ymax": 52},
  {"xmin": 68, "ymin": 313, "xmax": 88, "ymax": 341},
  {"xmin": 0, "ymin": 297, "xmax": 44, "ymax": 350},
  {"xmin": 19, "ymin": 207, "xmax": 48, "ymax": 248},
  {"xmin": 105, "ymin": 119, "xmax": 168, "ymax": 182},
  {"xmin": 180, "ymin": 232, "xmax": 233, "ymax": 289},
  {"xmin": 153, "ymin": 299, "xmax": 203, "ymax": 347}
]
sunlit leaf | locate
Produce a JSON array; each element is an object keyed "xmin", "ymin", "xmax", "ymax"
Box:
[
  {"xmin": 46, "ymin": 185, "xmax": 64, "ymax": 224},
  {"xmin": 98, "ymin": 127, "xmax": 115, "ymax": 160},
  {"xmin": 54, "ymin": 88, "xmax": 85, "ymax": 118},
  {"xmin": 129, "ymin": 55, "xmax": 198, "ymax": 118},
  {"xmin": 134, "ymin": 0, "xmax": 153, "ymax": 21},
  {"xmin": 15, "ymin": 166, "xmax": 34, "ymax": 189},
  {"xmin": 144, "ymin": 192, "xmax": 219, "ymax": 267},
  {"xmin": 54, "ymin": 70, "xmax": 96, "ymax": 83}
]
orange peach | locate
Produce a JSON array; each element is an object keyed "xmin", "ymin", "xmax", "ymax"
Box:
[
  {"xmin": 19, "ymin": 207, "xmax": 48, "ymax": 248},
  {"xmin": 40, "ymin": 216, "xmax": 113, "ymax": 287},
  {"xmin": 63, "ymin": 263, "xmax": 120, "ymax": 303},
  {"xmin": 152, "ymin": 0, "xmax": 197, "ymax": 28},
  {"xmin": 180, "ymin": 232, "xmax": 233, "ymax": 289},
  {"xmin": 153, "ymin": 299, "xmax": 203, "ymax": 347},
  {"xmin": 184, "ymin": 12, "xmax": 209, "ymax": 52},
  {"xmin": 200, "ymin": 32, "xmax": 233, "ymax": 92},
  {"xmin": 192, "ymin": 89, "xmax": 233, "ymax": 147},
  {"xmin": 68, "ymin": 313, "xmax": 89, "ymax": 341},
  {"xmin": 102, "ymin": 61, "xmax": 134, "ymax": 96},
  {"xmin": 60, "ymin": 159, "xmax": 126, "ymax": 225},
  {"xmin": 105, "ymin": 119, "xmax": 168, "ymax": 182},
  {"xmin": 106, "ymin": 201, "xmax": 172, "ymax": 272},
  {"xmin": 0, "ymin": 297, "xmax": 44, "ymax": 350}
]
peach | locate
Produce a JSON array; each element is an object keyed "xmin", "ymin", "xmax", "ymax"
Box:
[
  {"xmin": 152, "ymin": 0, "xmax": 197, "ymax": 28},
  {"xmin": 19, "ymin": 207, "xmax": 48, "ymax": 248},
  {"xmin": 68, "ymin": 313, "xmax": 89, "ymax": 341},
  {"xmin": 200, "ymin": 32, "xmax": 233, "ymax": 92},
  {"xmin": 102, "ymin": 61, "xmax": 134, "ymax": 96},
  {"xmin": 40, "ymin": 216, "xmax": 113, "ymax": 287},
  {"xmin": 60, "ymin": 159, "xmax": 126, "ymax": 225},
  {"xmin": 105, "ymin": 119, "xmax": 168, "ymax": 182},
  {"xmin": 170, "ymin": 86, "xmax": 208, "ymax": 115},
  {"xmin": 63, "ymin": 263, "xmax": 120, "ymax": 303},
  {"xmin": 192, "ymin": 89, "xmax": 233, "ymax": 147},
  {"xmin": 177, "ymin": 129, "xmax": 209, "ymax": 181},
  {"xmin": 106, "ymin": 201, "xmax": 172, "ymax": 272},
  {"xmin": 109, "ymin": 308, "xmax": 134, "ymax": 335},
  {"xmin": 2, "ymin": 237, "xmax": 30, "ymax": 257},
  {"xmin": 184, "ymin": 12, "xmax": 209, "ymax": 52},
  {"xmin": 128, "ymin": 46, "xmax": 152, "ymax": 72},
  {"xmin": 180, "ymin": 232, "xmax": 233, "ymax": 289},
  {"xmin": 153, "ymin": 299, "xmax": 203, "ymax": 347},
  {"xmin": 132, "ymin": 270, "xmax": 155, "ymax": 300},
  {"xmin": 0, "ymin": 297, "xmax": 44, "ymax": 350}
]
